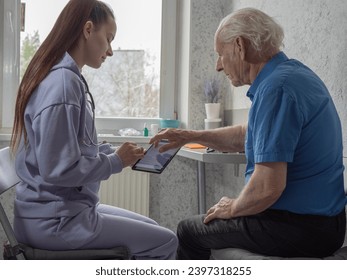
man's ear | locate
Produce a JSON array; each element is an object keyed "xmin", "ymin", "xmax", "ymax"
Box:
[
  {"xmin": 235, "ymin": 36, "xmax": 247, "ymax": 61},
  {"xmin": 83, "ymin": 21, "xmax": 94, "ymax": 40}
]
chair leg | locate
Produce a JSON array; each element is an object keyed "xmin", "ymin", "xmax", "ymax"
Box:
[
  {"xmin": 3, "ymin": 242, "xmax": 26, "ymax": 260},
  {"xmin": 0, "ymin": 204, "xmax": 26, "ymax": 260}
]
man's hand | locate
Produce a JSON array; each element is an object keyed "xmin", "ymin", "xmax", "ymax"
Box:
[
  {"xmin": 203, "ymin": 162, "xmax": 287, "ymax": 223},
  {"xmin": 203, "ymin": 196, "xmax": 235, "ymax": 224},
  {"xmin": 149, "ymin": 128, "xmax": 192, "ymax": 152}
]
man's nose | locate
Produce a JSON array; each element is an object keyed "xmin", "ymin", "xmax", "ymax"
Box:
[
  {"xmin": 107, "ymin": 47, "xmax": 113, "ymax": 57},
  {"xmin": 216, "ymin": 57, "xmax": 223, "ymax": 72}
]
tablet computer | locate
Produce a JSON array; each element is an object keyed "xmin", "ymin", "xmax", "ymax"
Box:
[{"xmin": 132, "ymin": 140, "xmax": 180, "ymax": 174}]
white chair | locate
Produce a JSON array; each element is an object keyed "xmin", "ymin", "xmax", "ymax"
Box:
[
  {"xmin": 0, "ymin": 146, "xmax": 130, "ymax": 260},
  {"xmin": 211, "ymin": 245, "xmax": 347, "ymax": 260}
]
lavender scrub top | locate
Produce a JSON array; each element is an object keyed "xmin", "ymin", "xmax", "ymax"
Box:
[{"xmin": 14, "ymin": 52, "xmax": 123, "ymax": 220}]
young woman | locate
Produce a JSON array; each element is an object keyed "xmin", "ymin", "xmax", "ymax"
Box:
[{"xmin": 11, "ymin": 0, "xmax": 177, "ymax": 259}]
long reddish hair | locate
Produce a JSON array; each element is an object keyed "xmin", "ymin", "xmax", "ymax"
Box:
[{"xmin": 11, "ymin": 0, "xmax": 114, "ymax": 152}]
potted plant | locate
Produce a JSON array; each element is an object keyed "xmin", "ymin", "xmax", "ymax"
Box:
[{"xmin": 204, "ymin": 77, "xmax": 221, "ymax": 119}]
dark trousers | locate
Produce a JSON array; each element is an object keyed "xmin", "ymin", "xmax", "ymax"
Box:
[{"xmin": 176, "ymin": 209, "xmax": 346, "ymax": 259}]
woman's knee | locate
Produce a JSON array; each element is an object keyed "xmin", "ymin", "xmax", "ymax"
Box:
[{"xmin": 167, "ymin": 232, "xmax": 179, "ymax": 253}]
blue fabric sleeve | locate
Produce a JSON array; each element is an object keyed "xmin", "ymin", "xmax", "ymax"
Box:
[{"xmin": 251, "ymin": 88, "xmax": 304, "ymax": 163}]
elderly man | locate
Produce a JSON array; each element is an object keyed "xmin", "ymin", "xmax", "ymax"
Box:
[{"xmin": 150, "ymin": 8, "xmax": 346, "ymax": 259}]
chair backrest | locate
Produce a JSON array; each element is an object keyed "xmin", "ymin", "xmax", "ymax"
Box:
[
  {"xmin": 0, "ymin": 147, "xmax": 26, "ymax": 259},
  {"xmin": 0, "ymin": 147, "xmax": 20, "ymax": 195}
]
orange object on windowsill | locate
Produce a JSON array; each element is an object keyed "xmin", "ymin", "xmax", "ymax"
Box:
[{"xmin": 184, "ymin": 143, "xmax": 206, "ymax": 149}]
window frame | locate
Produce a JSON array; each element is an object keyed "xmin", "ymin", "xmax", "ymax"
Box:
[
  {"xmin": 0, "ymin": 0, "xmax": 21, "ymax": 132},
  {"xmin": 0, "ymin": 0, "xmax": 177, "ymax": 134}
]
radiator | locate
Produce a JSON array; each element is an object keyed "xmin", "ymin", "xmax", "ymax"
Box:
[{"xmin": 99, "ymin": 167, "xmax": 150, "ymax": 216}]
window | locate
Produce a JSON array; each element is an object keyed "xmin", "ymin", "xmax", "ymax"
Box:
[
  {"xmin": 84, "ymin": 0, "xmax": 162, "ymax": 119},
  {"xmin": 0, "ymin": 0, "xmax": 177, "ymax": 133}
]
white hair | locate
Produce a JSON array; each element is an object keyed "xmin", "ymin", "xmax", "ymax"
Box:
[{"xmin": 216, "ymin": 8, "xmax": 284, "ymax": 53}]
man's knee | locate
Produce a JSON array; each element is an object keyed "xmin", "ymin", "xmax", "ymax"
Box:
[{"xmin": 177, "ymin": 215, "xmax": 205, "ymax": 240}]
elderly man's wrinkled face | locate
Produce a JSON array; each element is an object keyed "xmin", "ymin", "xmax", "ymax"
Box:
[{"xmin": 215, "ymin": 36, "xmax": 250, "ymax": 87}]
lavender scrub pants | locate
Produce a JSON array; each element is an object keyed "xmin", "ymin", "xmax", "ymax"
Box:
[{"xmin": 14, "ymin": 204, "xmax": 178, "ymax": 260}]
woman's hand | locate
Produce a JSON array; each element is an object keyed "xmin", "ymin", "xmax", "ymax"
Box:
[
  {"xmin": 203, "ymin": 196, "xmax": 235, "ymax": 224},
  {"xmin": 116, "ymin": 142, "xmax": 145, "ymax": 167}
]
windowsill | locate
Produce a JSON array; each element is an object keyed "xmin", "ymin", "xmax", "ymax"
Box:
[
  {"xmin": 0, "ymin": 133, "xmax": 152, "ymax": 144},
  {"xmin": 0, "ymin": 127, "xmax": 12, "ymax": 142},
  {"xmin": 0, "ymin": 133, "xmax": 11, "ymax": 142},
  {"xmin": 97, "ymin": 134, "xmax": 152, "ymax": 144}
]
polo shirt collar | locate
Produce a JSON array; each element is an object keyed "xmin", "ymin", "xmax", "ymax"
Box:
[{"xmin": 246, "ymin": 51, "xmax": 288, "ymax": 100}]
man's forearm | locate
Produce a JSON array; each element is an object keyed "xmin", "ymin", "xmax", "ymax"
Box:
[
  {"xmin": 230, "ymin": 162, "xmax": 287, "ymax": 217},
  {"xmin": 189, "ymin": 124, "xmax": 246, "ymax": 152}
]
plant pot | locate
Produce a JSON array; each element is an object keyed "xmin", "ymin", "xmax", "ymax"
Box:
[
  {"xmin": 205, "ymin": 103, "xmax": 221, "ymax": 119},
  {"xmin": 204, "ymin": 118, "xmax": 221, "ymax": 129}
]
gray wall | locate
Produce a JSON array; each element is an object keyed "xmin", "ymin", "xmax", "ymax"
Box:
[{"xmin": 150, "ymin": 0, "xmax": 347, "ymax": 241}]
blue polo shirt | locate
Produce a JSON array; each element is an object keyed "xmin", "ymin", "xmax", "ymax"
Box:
[{"xmin": 245, "ymin": 52, "xmax": 346, "ymax": 216}]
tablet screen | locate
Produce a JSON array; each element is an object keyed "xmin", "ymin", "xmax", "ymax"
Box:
[{"xmin": 132, "ymin": 140, "xmax": 180, "ymax": 174}]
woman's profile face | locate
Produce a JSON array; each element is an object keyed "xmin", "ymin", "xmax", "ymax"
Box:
[{"xmin": 85, "ymin": 17, "xmax": 117, "ymax": 69}]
